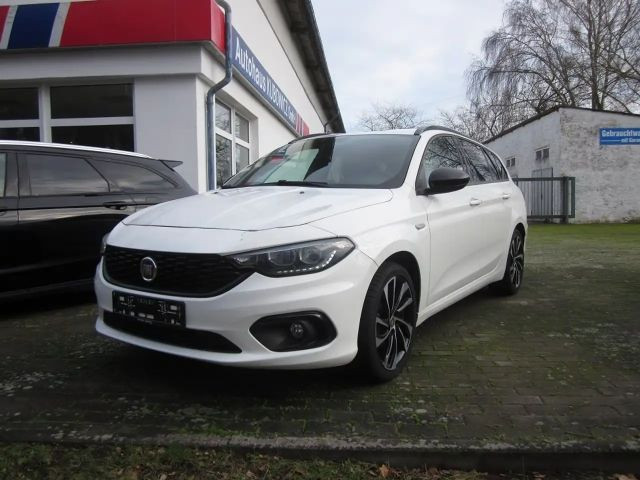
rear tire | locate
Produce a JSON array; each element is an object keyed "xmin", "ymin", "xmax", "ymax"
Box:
[
  {"xmin": 491, "ymin": 228, "xmax": 525, "ymax": 295},
  {"xmin": 354, "ymin": 262, "xmax": 417, "ymax": 383}
]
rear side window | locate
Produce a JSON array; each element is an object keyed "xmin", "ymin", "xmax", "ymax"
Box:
[
  {"xmin": 455, "ymin": 138, "xmax": 500, "ymax": 184},
  {"xmin": 0, "ymin": 153, "xmax": 6, "ymax": 197},
  {"xmin": 93, "ymin": 160, "xmax": 175, "ymax": 192},
  {"xmin": 485, "ymin": 149, "xmax": 509, "ymax": 180},
  {"xmin": 416, "ymin": 135, "xmax": 466, "ymax": 190},
  {"xmin": 25, "ymin": 153, "xmax": 109, "ymax": 196}
]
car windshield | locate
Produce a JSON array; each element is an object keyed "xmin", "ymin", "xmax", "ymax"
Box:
[{"xmin": 222, "ymin": 134, "xmax": 419, "ymax": 189}]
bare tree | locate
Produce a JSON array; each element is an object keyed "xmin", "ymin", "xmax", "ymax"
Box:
[
  {"xmin": 357, "ymin": 102, "xmax": 428, "ymax": 131},
  {"xmin": 466, "ymin": 0, "xmax": 640, "ymax": 126}
]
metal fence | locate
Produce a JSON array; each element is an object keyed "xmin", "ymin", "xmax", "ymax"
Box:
[{"xmin": 512, "ymin": 176, "xmax": 576, "ymax": 223}]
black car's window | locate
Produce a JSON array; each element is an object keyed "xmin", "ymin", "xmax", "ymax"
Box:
[
  {"xmin": 92, "ymin": 160, "xmax": 175, "ymax": 192},
  {"xmin": 0, "ymin": 153, "xmax": 6, "ymax": 197},
  {"xmin": 416, "ymin": 135, "xmax": 467, "ymax": 191},
  {"xmin": 25, "ymin": 153, "xmax": 109, "ymax": 196},
  {"xmin": 455, "ymin": 138, "xmax": 499, "ymax": 184},
  {"xmin": 223, "ymin": 134, "xmax": 419, "ymax": 189},
  {"xmin": 484, "ymin": 149, "xmax": 509, "ymax": 181}
]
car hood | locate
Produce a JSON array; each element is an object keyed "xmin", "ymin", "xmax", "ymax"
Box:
[{"xmin": 123, "ymin": 186, "xmax": 393, "ymax": 231}]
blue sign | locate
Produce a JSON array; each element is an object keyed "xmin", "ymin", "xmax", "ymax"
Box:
[
  {"xmin": 599, "ymin": 128, "xmax": 640, "ymax": 145},
  {"xmin": 230, "ymin": 29, "xmax": 308, "ymax": 136}
]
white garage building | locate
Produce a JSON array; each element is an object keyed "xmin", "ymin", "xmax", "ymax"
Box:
[
  {"xmin": 0, "ymin": 0, "xmax": 343, "ymax": 192},
  {"xmin": 486, "ymin": 107, "xmax": 640, "ymax": 223}
]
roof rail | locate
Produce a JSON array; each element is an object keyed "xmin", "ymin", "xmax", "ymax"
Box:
[{"xmin": 414, "ymin": 125, "xmax": 466, "ymax": 136}]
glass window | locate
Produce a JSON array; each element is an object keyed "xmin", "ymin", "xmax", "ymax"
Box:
[
  {"xmin": 0, "ymin": 127, "xmax": 39, "ymax": 141},
  {"xmin": 456, "ymin": 139, "xmax": 499, "ymax": 183},
  {"xmin": 52, "ymin": 125, "xmax": 134, "ymax": 151},
  {"xmin": 236, "ymin": 144, "xmax": 249, "ymax": 172},
  {"xmin": 92, "ymin": 160, "xmax": 175, "ymax": 192},
  {"xmin": 416, "ymin": 135, "xmax": 465, "ymax": 190},
  {"xmin": 216, "ymin": 136, "xmax": 233, "ymax": 183},
  {"xmin": 26, "ymin": 154, "xmax": 109, "ymax": 196},
  {"xmin": 484, "ymin": 149, "xmax": 509, "ymax": 180},
  {"xmin": 0, "ymin": 153, "xmax": 6, "ymax": 197},
  {"xmin": 224, "ymin": 135, "xmax": 419, "ymax": 189},
  {"xmin": 215, "ymin": 102, "xmax": 231, "ymax": 133},
  {"xmin": 235, "ymin": 113, "xmax": 249, "ymax": 142},
  {"xmin": 50, "ymin": 84, "xmax": 133, "ymax": 119},
  {"xmin": 0, "ymin": 88, "xmax": 39, "ymax": 120}
]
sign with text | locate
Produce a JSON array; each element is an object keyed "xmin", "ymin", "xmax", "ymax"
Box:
[
  {"xmin": 231, "ymin": 29, "xmax": 309, "ymax": 136},
  {"xmin": 599, "ymin": 128, "xmax": 640, "ymax": 145}
]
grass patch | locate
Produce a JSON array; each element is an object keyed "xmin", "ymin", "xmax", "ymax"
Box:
[{"xmin": 0, "ymin": 443, "xmax": 625, "ymax": 480}]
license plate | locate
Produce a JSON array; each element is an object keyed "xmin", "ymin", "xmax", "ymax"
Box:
[{"xmin": 112, "ymin": 291, "xmax": 186, "ymax": 327}]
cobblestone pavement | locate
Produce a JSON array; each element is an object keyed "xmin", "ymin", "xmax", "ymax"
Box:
[{"xmin": 1, "ymin": 225, "xmax": 639, "ymax": 453}]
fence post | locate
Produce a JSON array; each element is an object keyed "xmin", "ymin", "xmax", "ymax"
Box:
[{"xmin": 562, "ymin": 176, "xmax": 570, "ymax": 224}]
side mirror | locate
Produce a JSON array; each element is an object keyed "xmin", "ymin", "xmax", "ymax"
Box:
[{"xmin": 424, "ymin": 167, "xmax": 470, "ymax": 195}]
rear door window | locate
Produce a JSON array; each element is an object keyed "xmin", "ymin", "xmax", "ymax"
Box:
[
  {"xmin": 92, "ymin": 160, "xmax": 175, "ymax": 192},
  {"xmin": 455, "ymin": 139, "xmax": 500, "ymax": 184},
  {"xmin": 484, "ymin": 149, "xmax": 509, "ymax": 181},
  {"xmin": 25, "ymin": 153, "xmax": 109, "ymax": 196}
]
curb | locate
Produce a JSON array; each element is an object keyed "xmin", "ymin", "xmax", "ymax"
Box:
[{"xmin": 2, "ymin": 431, "xmax": 639, "ymax": 472}]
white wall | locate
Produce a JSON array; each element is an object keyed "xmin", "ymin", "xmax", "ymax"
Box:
[
  {"xmin": 227, "ymin": 0, "xmax": 326, "ymax": 134},
  {"xmin": 558, "ymin": 108, "xmax": 640, "ymax": 222},
  {"xmin": 486, "ymin": 108, "xmax": 640, "ymax": 223},
  {"xmin": 0, "ymin": 2, "xmax": 337, "ymax": 193},
  {"xmin": 134, "ymin": 76, "xmax": 205, "ymax": 192},
  {"xmin": 486, "ymin": 110, "xmax": 561, "ymax": 179}
]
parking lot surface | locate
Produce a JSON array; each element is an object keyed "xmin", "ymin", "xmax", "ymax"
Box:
[{"xmin": 1, "ymin": 225, "xmax": 639, "ymax": 453}]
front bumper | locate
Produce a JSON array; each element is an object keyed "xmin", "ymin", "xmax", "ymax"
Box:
[{"xmin": 95, "ymin": 248, "xmax": 377, "ymax": 369}]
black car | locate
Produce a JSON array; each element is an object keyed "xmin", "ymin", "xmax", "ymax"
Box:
[{"xmin": 0, "ymin": 141, "xmax": 195, "ymax": 299}]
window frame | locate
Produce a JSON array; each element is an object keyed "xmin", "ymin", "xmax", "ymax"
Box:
[
  {"xmin": 0, "ymin": 84, "xmax": 135, "ymax": 149},
  {"xmin": 214, "ymin": 100, "xmax": 251, "ymax": 185},
  {"xmin": 535, "ymin": 146, "xmax": 550, "ymax": 161}
]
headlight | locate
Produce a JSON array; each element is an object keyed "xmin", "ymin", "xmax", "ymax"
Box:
[
  {"xmin": 228, "ymin": 238, "xmax": 355, "ymax": 277},
  {"xmin": 100, "ymin": 233, "xmax": 109, "ymax": 256}
]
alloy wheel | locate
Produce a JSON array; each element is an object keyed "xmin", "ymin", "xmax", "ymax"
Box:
[
  {"xmin": 375, "ymin": 276, "xmax": 414, "ymax": 371},
  {"xmin": 509, "ymin": 233, "xmax": 524, "ymax": 288}
]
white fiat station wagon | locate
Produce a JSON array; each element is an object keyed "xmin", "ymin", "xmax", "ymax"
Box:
[{"xmin": 95, "ymin": 126, "xmax": 527, "ymax": 381}]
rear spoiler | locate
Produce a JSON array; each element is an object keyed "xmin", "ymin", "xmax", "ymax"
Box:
[{"xmin": 160, "ymin": 159, "xmax": 183, "ymax": 170}]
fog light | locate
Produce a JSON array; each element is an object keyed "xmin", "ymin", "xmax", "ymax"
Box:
[
  {"xmin": 289, "ymin": 321, "xmax": 305, "ymax": 339},
  {"xmin": 250, "ymin": 312, "xmax": 337, "ymax": 352}
]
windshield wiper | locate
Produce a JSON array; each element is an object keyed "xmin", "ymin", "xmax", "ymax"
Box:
[{"xmin": 263, "ymin": 180, "xmax": 329, "ymax": 187}]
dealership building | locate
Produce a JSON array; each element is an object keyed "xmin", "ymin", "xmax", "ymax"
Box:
[
  {"xmin": 486, "ymin": 107, "xmax": 640, "ymax": 223},
  {"xmin": 0, "ymin": 0, "xmax": 343, "ymax": 192}
]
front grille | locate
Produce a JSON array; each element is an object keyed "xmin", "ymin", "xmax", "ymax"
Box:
[
  {"xmin": 104, "ymin": 311, "xmax": 241, "ymax": 353},
  {"xmin": 103, "ymin": 245, "xmax": 250, "ymax": 297}
]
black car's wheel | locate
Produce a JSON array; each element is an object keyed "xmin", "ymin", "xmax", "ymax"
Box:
[
  {"xmin": 355, "ymin": 262, "xmax": 417, "ymax": 382},
  {"xmin": 491, "ymin": 228, "xmax": 525, "ymax": 295}
]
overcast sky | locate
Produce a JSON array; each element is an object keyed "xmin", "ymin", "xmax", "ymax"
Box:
[{"xmin": 312, "ymin": 0, "xmax": 506, "ymax": 131}]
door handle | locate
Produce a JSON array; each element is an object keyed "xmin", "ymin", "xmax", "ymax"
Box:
[
  {"xmin": 502, "ymin": 193, "xmax": 511, "ymax": 200},
  {"xmin": 469, "ymin": 198, "xmax": 482, "ymax": 206},
  {"xmin": 103, "ymin": 201, "xmax": 130, "ymax": 211}
]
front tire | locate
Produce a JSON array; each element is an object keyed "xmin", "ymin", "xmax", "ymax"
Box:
[
  {"xmin": 355, "ymin": 262, "xmax": 417, "ymax": 382},
  {"xmin": 491, "ymin": 228, "xmax": 525, "ymax": 295}
]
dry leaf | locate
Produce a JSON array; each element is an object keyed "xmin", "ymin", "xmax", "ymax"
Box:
[{"xmin": 379, "ymin": 464, "xmax": 390, "ymax": 478}]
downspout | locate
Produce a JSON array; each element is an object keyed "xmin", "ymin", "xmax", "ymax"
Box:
[{"xmin": 207, "ymin": 0, "xmax": 233, "ymax": 190}]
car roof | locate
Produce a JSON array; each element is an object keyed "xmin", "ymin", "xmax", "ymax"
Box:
[
  {"xmin": 293, "ymin": 125, "xmax": 469, "ymax": 141},
  {"xmin": 0, "ymin": 140, "xmax": 152, "ymax": 159}
]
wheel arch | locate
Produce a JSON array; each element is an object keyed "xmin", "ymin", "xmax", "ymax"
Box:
[{"xmin": 380, "ymin": 251, "xmax": 421, "ymax": 307}]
